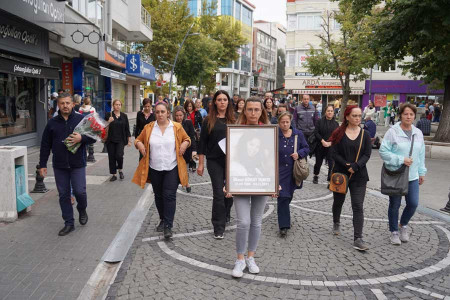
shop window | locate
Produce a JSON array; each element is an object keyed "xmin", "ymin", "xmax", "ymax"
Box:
[
  {"xmin": 0, "ymin": 74, "xmax": 36, "ymax": 139},
  {"xmin": 222, "ymin": 74, "xmax": 229, "ymax": 86}
]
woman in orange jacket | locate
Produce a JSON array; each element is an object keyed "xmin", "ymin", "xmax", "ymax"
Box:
[{"xmin": 133, "ymin": 102, "xmax": 191, "ymax": 239}]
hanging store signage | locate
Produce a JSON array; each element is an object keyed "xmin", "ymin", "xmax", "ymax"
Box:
[
  {"xmin": 62, "ymin": 63, "xmax": 73, "ymax": 95},
  {"xmin": 0, "ymin": 0, "xmax": 65, "ymax": 35},
  {"xmin": 100, "ymin": 66, "xmax": 126, "ymax": 81},
  {"xmin": 0, "ymin": 56, "xmax": 59, "ymax": 79},
  {"xmin": 125, "ymin": 54, "xmax": 156, "ymax": 81},
  {"xmin": 104, "ymin": 44, "xmax": 126, "ymax": 68}
]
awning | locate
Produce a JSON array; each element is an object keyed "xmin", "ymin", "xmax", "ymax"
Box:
[
  {"xmin": 100, "ymin": 67, "xmax": 126, "ymax": 81},
  {"xmin": 0, "ymin": 55, "xmax": 59, "ymax": 79},
  {"xmin": 291, "ymin": 89, "xmax": 364, "ymax": 95}
]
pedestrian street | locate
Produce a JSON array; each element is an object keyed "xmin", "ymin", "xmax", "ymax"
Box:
[{"xmin": 106, "ymin": 164, "xmax": 450, "ymax": 300}]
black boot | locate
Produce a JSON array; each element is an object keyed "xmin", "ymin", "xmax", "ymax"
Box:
[{"xmin": 313, "ymin": 175, "xmax": 319, "ymax": 184}]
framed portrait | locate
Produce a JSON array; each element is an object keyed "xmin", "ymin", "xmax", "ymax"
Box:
[{"xmin": 226, "ymin": 125, "xmax": 279, "ymax": 195}]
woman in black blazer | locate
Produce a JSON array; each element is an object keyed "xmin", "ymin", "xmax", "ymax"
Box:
[
  {"xmin": 135, "ymin": 98, "xmax": 155, "ymax": 138},
  {"xmin": 105, "ymin": 100, "xmax": 131, "ymax": 181},
  {"xmin": 173, "ymin": 105, "xmax": 196, "ymax": 193}
]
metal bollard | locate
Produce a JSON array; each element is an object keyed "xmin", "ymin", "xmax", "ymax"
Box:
[
  {"xmin": 87, "ymin": 144, "xmax": 96, "ymax": 162},
  {"xmin": 31, "ymin": 164, "xmax": 49, "ymax": 193}
]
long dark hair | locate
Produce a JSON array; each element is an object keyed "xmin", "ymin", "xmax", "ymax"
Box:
[
  {"xmin": 207, "ymin": 90, "xmax": 236, "ymax": 134},
  {"xmin": 237, "ymin": 97, "xmax": 270, "ymax": 125},
  {"xmin": 328, "ymin": 105, "xmax": 358, "ymax": 145}
]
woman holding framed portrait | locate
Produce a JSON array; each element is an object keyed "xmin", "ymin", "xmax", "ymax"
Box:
[
  {"xmin": 227, "ymin": 97, "xmax": 276, "ymax": 278},
  {"xmin": 277, "ymin": 111, "xmax": 309, "ymax": 237},
  {"xmin": 329, "ymin": 105, "xmax": 372, "ymax": 251},
  {"xmin": 197, "ymin": 90, "xmax": 236, "ymax": 239}
]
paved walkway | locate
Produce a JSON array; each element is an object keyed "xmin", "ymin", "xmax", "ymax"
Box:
[
  {"xmin": 106, "ymin": 163, "xmax": 450, "ymax": 300},
  {"xmin": 0, "ymin": 137, "xmax": 145, "ymax": 300}
]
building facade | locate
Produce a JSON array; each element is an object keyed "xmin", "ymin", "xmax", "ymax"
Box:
[
  {"xmin": 0, "ymin": 0, "xmax": 154, "ymax": 146},
  {"xmin": 285, "ymin": 0, "xmax": 444, "ymax": 108},
  {"xmin": 252, "ymin": 23, "xmax": 277, "ymax": 95},
  {"xmin": 188, "ymin": 0, "xmax": 255, "ymax": 98}
]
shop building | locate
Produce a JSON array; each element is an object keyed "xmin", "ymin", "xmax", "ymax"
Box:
[
  {"xmin": 252, "ymin": 22, "xmax": 277, "ymax": 95},
  {"xmin": 0, "ymin": 1, "xmax": 63, "ymax": 146},
  {"xmin": 188, "ymin": 0, "xmax": 255, "ymax": 98}
]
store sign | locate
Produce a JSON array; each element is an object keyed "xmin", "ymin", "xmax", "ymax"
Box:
[
  {"xmin": 0, "ymin": 56, "xmax": 59, "ymax": 79},
  {"xmin": 104, "ymin": 44, "xmax": 126, "ymax": 68},
  {"xmin": 62, "ymin": 63, "xmax": 73, "ymax": 95},
  {"xmin": 1, "ymin": 0, "xmax": 64, "ymax": 35},
  {"xmin": 374, "ymin": 94, "xmax": 387, "ymax": 107},
  {"xmin": 286, "ymin": 78, "xmax": 365, "ymax": 91},
  {"xmin": 0, "ymin": 14, "xmax": 48, "ymax": 61},
  {"xmin": 125, "ymin": 54, "xmax": 156, "ymax": 81},
  {"xmin": 295, "ymin": 72, "xmax": 313, "ymax": 77},
  {"xmin": 100, "ymin": 66, "xmax": 126, "ymax": 81}
]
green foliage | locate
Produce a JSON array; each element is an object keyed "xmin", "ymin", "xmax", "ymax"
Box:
[
  {"xmin": 345, "ymin": 0, "xmax": 450, "ymax": 141},
  {"xmin": 306, "ymin": 1, "xmax": 376, "ymax": 120},
  {"xmin": 141, "ymin": 0, "xmax": 245, "ymax": 93}
]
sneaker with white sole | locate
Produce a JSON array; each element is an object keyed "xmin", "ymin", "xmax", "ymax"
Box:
[
  {"xmin": 399, "ymin": 226, "xmax": 409, "ymax": 242},
  {"xmin": 232, "ymin": 259, "xmax": 246, "ymax": 278},
  {"xmin": 245, "ymin": 256, "xmax": 260, "ymax": 274},
  {"xmin": 353, "ymin": 238, "xmax": 369, "ymax": 251},
  {"xmin": 390, "ymin": 231, "xmax": 401, "ymax": 245}
]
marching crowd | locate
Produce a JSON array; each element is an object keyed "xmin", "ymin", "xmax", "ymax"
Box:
[{"xmin": 40, "ymin": 90, "xmax": 427, "ymax": 278}]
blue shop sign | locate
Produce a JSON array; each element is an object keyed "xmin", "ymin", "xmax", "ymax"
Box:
[{"xmin": 125, "ymin": 54, "xmax": 156, "ymax": 81}]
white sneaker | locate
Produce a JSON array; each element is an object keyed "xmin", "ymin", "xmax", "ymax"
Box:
[
  {"xmin": 390, "ymin": 231, "xmax": 401, "ymax": 245},
  {"xmin": 399, "ymin": 226, "xmax": 409, "ymax": 242},
  {"xmin": 232, "ymin": 259, "xmax": 246, "ymax": 278},
  {"xmin": 245, "ymin": 256, "xmax": 260, "ymax": 274}
]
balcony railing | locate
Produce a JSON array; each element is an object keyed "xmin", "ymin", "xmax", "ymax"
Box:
[{"xmin": 141, "ymin": 6, "xmax": 151, "ymax": 29}]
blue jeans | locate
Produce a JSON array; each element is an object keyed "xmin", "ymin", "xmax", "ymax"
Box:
[
  {"xmin": 53, "ymin": 167, "xmax": 87, "ymax": 226},
  {"xmin": 277, "ymin": 197, "xmax": 292, "ymax": 229},
  {"xmin": 388, "ymin": 179, "xmax": 419, "ymax": 232},
  {"xmin": 149, "ymin": 166, "xmax": 179, "ymax": 228}
]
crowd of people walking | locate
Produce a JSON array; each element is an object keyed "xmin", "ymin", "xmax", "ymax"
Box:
[{"xmin": 39, "ymin": 90, "xmax": 427, "ymax": 278}]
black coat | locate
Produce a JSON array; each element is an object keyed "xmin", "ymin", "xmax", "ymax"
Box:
[
  {"xmin": 135, "ymin": 111, "xmax": 155, "ymax": 138},
  {"xmin": 39, "ymin": 110, "xmax": 96, "ymax": 169},
  {"xmin": 181, "ymin": 119, "xmax": 197, "ymax": 163},
  {"xmin": 105, "ymin": 112, "xmax": 131, "ymax": 145},
  {"xmin": 314, "ymin": 117, "xmax": 339, "ymax": 155}
]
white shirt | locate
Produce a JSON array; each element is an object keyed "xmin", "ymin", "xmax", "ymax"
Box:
[{"xmin": 149, "ymin": 120, "xmax": 177, "ymax": 171}]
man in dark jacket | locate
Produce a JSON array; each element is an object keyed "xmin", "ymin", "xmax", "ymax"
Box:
[
  {"xmin": 293, "ymin": 94, "xmax": 318, "ymax": 140},
  {"xmin": 39, "ymin": 93, "xmax": 96, "ymax": 236}
]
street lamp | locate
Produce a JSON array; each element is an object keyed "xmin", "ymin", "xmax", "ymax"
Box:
[{"xmin": 168, "ymin": 23, "xmax": 200, "ymax": 99}]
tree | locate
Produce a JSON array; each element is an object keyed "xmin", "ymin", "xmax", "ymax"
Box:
[
  {"xmin": 141, "ymin": 0, "xmax": 193, "ymax": 73},
  {"xmin": 305, "ymin": 2, "xmax": 376, "ymax": 121},
  {"xmin": 276, "ymin": 49, "xmax": 285, "ymax": 89},
  {"xmin": 347, "ymin": 0, "xmax": 450, "ymax": 142}
]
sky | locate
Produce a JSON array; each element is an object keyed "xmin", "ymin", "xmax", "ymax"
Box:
[{"xmin": 251, "ymin": 0, "xmax": 287, "ymax": 27}]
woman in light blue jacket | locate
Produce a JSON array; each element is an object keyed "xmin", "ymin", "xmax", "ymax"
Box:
[{"xmin": 379, "ymin": 103, "xmax": 427, "ymax": 245}]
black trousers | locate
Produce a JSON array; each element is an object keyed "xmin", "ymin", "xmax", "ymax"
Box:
[
  {"xmin": 332, "ymin": 181, "xmax": 366, "ymax": 240},
  {"xmin": 107, "ymin": 141, "xmax": 124, "ymax": 174},
  {"xmin": 207, "ymin": 158, "xmax": 233, "ymax": 235},
  {"xmin": 150, "ymin": 166, "xmax": 179, "ymax": 228},
  {"xmin": 314, "ymin": 147, "xmax": 333, "ymax": 181}
]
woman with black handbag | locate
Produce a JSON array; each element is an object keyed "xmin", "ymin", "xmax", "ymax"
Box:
[
  {"xmin": 379, "ymin": 103, "xmax": 426, "ymax": 245},
  {"xmin": 329, "ymin": 105, "xmax": 372, "ymax": 251},
  {"xmin": 312, "ymin": 105, "xmax": 339, "ymax": 184}
]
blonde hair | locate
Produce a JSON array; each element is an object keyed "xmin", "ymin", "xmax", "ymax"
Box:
[
  {"xmin": 277, "ymin": 111, "xmax": 292, "ymax": 123},
  {"xmin": 112, "ymin": 99, "xmax": 122, "ymax": 106}
]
